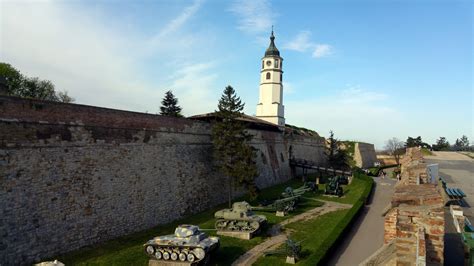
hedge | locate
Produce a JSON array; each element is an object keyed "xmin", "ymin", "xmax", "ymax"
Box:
[{"xmin": 317, "ymin": 173, "xmax": 374, "ymax": 264}]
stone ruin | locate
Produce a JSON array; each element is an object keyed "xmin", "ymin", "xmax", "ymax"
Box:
[{"xmin": 362, "ymin": 147, "xmax": 445, "ymax": 265}]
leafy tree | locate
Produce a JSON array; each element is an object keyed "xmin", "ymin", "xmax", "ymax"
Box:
[
  {"xmin": 454, "ymin": 135, "xmax": 470, "ymax": 151},
  {"xmin": 212, "ymin": 85, "xmax": 258, "ymax": 206},
  {"xmin": 20, "ymin": 77, "xmax": 58, "ymax": 101},
  {"xmin": 406, "ymin": 136, "xmax": 422, "ymax": 147},
  {"xmin": 0, "ymin": 63, "xmax": 23, "ymax": 95},
  {"xmin": 159, "ymin": 90, "xmax": 183, "ymax": 117},
  {"xmin": 0, "ymin": 62, "xmax": 75, "ymax": 103},
  {"xmin": 433, "ymin": 137, "xmax": 450, "ymax": 151},
  {"xmin": 325, "ymin": 130, "xmax": 350, "ymax": 170},
  {"xmin": 56, "ymin": 90, "xmax": 75, "ymax": 103},
  {"xmin": 384, "ymin": 137, "xmax": 405, "ymax": 165}
]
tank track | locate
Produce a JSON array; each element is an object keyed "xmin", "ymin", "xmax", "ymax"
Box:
[
  {"xmin": 215, "ymin": 219, "xmax": 261, "ymax": 233},
  {"xmin": 144, "ymin": 244, "xmax": 206, "ymax": 263}
]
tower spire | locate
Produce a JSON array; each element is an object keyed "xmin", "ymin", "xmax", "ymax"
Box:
[{"xmin": 265, "ymin": 27, "xmax": 280, "ymax": 57}]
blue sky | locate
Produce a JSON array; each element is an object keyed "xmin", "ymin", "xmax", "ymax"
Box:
[{"xmin": 1, "ymin": 0, "xmax": 472, "ymax": 149}]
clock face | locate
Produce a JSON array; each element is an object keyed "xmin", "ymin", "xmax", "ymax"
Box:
[{"xmin": 266, "ymin": 60, "xmax": 271, "ymax": 66}]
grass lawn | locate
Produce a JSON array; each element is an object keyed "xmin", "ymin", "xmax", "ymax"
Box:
[
  {"xmin": 459, "ymin": 151, "xmax": 474, "ymax": 159},
  {"xmin": 254, "ymin": 173, "xmax": 373, "ymax": 265},
  {"xmin": 421, "ymin": 148, "xmax": 434, "ymax": 156},
  {"xmin": 59, "ymin": 179, "xmax": 321, "ymax": 265},
  {"xmin": 58, "ymin": 173, "xmax": 372, "ymax": 265}
]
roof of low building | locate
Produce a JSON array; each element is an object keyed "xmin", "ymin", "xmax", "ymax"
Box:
[{"xmin": 189, "ymin": 112, "xmax": 282, "ymax": 132}]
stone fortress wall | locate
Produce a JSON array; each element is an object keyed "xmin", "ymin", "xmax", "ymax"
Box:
[
  {"xmin": 353, "ymin": 142, "xmax": 378, "ymax": 168},
  {"xmin": 0, "ymin": 96, "xmax": 327, "ymax": 264}
]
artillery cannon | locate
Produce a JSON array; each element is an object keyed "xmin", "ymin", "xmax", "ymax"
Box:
[
  {"xmin": 325, "ymin": 177, "xmax": 343, "ymax": 197},
  {"xmin": 263, "ymin": 238, "xmax": 302, "ymax": 261},
  {"xmin": 144, "ymin": 224, "xmax": 219, "ymax": 264},
  {"xmin": 250, "ymin": 195, "xmax": 300, "ymax": 213},
  {"xmin": 281, "ymin": 182, "xmax": 317, "ymax": 198},
  {"xmin": 336, "ymin": 175, "xmax": 349, "ymax": 185},
  {"xmin": 214, "ymin": 201, "xmax": 267, "ymax": 234}
]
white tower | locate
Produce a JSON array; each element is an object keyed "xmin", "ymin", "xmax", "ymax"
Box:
[{"xmin": 256, "ymin": 30, "xmax": 285, "ymax": 127}]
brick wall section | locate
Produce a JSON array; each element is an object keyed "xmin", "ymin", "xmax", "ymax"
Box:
[
  {"xmin": 0, "ymin": 96, "xmax": 327, "ymax": 265},
  {"xmin": 382, "ymin": 147, "xmax": 445, "ymax": 265},
  {"xmin": 384, "ymin": 208, "xmax": 398, "ymax": 244}
]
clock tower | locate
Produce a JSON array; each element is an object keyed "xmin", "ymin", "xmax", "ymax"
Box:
[{"xmin": 256, "ymin": 29, "xmax": 285, "ymax": 127}]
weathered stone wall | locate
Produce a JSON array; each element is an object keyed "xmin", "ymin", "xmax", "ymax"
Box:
[
  {"xmin": 0, "ymin": 96, "xmax": 325, "ymax": 265},
  {"xmin": 376, "ymin": 155, "xmax": 402, "ymax": 166},
  {"xmin": 381, "ymin": 147, "xmax": 445, "ymax": 265},
  {"xmin": 354, "ymin": 142, "xmax": 378, "ymax": 168}
]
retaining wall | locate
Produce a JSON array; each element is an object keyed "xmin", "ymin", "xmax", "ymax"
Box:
[{"xmin": 0, "ymin": 96, "xmax": 325, "ymax": 264}]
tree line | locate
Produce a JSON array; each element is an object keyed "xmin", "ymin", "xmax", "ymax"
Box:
[
  {"xmin": 0, "ymin": 62, "xmax": 187, "ymax": 118},
  {"xmin": 0, "ymin": 63, "xmax": 74, "ymax": 103},
  {"xmin": 384, "ymin": 135, "xmax": 473, "ymax": 164}
]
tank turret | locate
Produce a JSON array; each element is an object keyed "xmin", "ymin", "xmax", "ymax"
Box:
[
  {"xmin": 214, "ymin": 201, "xmax": 267, "ymax": 233},
  {"xmin": 144, "ymin": 224, "xmax": 219, "ymax": 264}
]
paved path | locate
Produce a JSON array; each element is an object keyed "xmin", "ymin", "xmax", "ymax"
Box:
[
  {"xmin": 326, "ymin": 176, "xmax": 396, "ymax": 266},
  {"xmin": 232, "ymin": 200, "xmax": 352, "ymax": 266},
  {"xmin": 425, "ymin": 151, "xmax": 474, "ymax": 221},
  {"xmin": 425, "ymin": 151, "xmax": 474, "ymax": 266}
]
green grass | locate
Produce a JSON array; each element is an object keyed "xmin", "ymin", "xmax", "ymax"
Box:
[
  {"xmin": 58, "ymin": 179, "xmax": 321, "ymax": 265},
  {"xmin": 366, "ymin": 164, "xmax": 398, "ymax": 177},
  {"xmin": 421, "ymin": 148, "xmax": 433, "ymax": 156},
  {"xmin": 459, "ymin": 151, "xmax": 474, "ymax": 159},
  {"xmin": 58, "ymin": 174, "xmax": 373, "ymax": 266},
  {"xmin": 255, "ymin": 172, "xmax": 373, "ymax": 265}
]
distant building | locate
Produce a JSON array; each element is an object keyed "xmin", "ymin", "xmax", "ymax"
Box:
[{"xmin": 256, "ymin": 30, "xmax": 285, "ymax": 127}]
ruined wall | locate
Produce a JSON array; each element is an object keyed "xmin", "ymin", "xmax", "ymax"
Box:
[
  {"xmin": 0, "ymin": 96, "xmax": 325, "ymax": 264},
  {"xmin": 354, "ymin": 142, "xmax": 378, "ymax": 168},
  {"xmin": 376, "ymin": 155, "xmax": 402, "ymax": 166},
  {"xmin": 382, "ymin": 147, "xmax": 445, "ymax": 265}
]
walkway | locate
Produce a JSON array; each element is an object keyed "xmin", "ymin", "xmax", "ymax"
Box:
[
  {"xmin": 232, "ymin": 200, "xmax": 352, "ymax": 266},
  {"xmin": 325, "ymin": 176, "xmax": 396, "ymax": 265},
  {"xmin": 425, "ymin": 151, "xmax": 474, "ymax": 266},
  {"xmin": 425, "ymin": 151, "xmax": 474, "ymax": 221}
]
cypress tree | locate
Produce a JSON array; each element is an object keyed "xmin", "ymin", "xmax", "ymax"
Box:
[
  {"xmin": 160, "ymin": 90, "xmax": 183, "ymax": 117},
  {"xmin": 212, "ymin": 85, "xmax": 258, "ymax": 206}
]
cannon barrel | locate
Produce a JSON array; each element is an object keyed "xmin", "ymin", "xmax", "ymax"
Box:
[{"xmin": 250, "ymin": 196, "xmax": 300, "ymax": 212}]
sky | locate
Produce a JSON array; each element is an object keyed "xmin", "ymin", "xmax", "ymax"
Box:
[{"xmin": 1, "ymin": 0, "xmax": 472, "ymax": 149}]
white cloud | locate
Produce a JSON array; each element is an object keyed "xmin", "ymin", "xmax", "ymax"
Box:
[
  {"xmin": 283, "ymin": 31, "xmax": 313, "ymax": 52},
  {"xmin": 148, "ymin": 0, "xmax": 204, "ymax": 48},
  {"xmin": 1, "ymin": 0, "xmax": 218, "ymax": 115},
  {"xmin": 168, "ymin": 62, "xmax": 219, "ymax": 115},
  {"xmin": 312, "ymin": 44, "xmax": 333, "ymax": 58},
  {"xmin": 230, "ymin": 0, "xmax": 274, "ymax": 34},
  {"xmin": 284, "ymin": 31, "xmax": 333, "ymax": 58}
]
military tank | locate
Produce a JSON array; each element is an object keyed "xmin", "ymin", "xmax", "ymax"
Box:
[
  {"xmin": 144, "ymin": 224, "xmax": 219, "ymax": 264},
  {"xmin": 214, "ymin": 201, "xmax": 267, "ymax": 234}
]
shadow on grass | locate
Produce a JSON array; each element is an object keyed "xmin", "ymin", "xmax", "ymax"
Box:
[{"xmin": 210, "ymin": 246, "xmax": 246, "ymax": 265}]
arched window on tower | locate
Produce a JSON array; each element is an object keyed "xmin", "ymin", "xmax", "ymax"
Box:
[
  {"xmin": 266, "ymin": 72, "xmax": 271, "ymax": 80},
  {"xmin": 274, "ymin": 59, "xmax": 279, "ymax": 68},
  {"xmin": 280, "ymin": 73, "xmax": 282, "ymax": 82}
]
